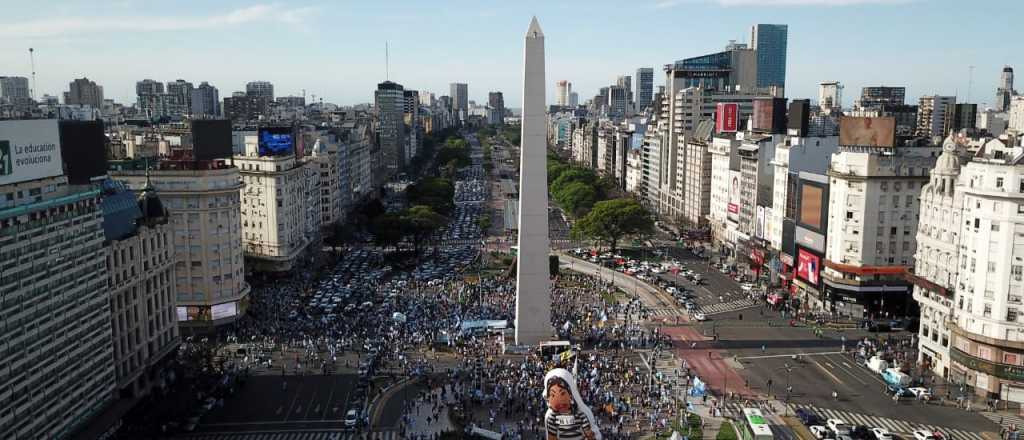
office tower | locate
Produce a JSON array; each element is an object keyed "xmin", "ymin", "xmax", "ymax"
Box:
[
  {"xmin": 101, "ymin": 179, "xmax": 180, "ymax": 398},
  {"xmin": 223, "ymin": 95, "xmax": 269, "ymax": 121},
  {"xmin": 636, "ymin": 67, "xmax": 654, "ymax": 112},
  {"xmin": 556, "ymin": 80, "xmax": 571, "ymax": 106},
  {"xmin": 488, "ymin": 91, "xmax": 505, "ymax": 122},
  {"xmin": 246, "ymin": 81, "xmax": 274, "ymax": 100},
  {"xmin": 376, "ymin": 81, "xmax": 406, "ymax": 176},
  {"xmin": 449, "ymin": 82, "xmax": 468, "ymax": 112},
  {"xmin": 419, "ymin": 91, "xmax": 435, "ymax": 107},
  {"xmin": 515, "ymin": 17, "xmax": 552, "ymax": 346},
  {"xmin": 857, "ymin": 86, "xmax": 906, "ymax": 109},
  {"xmin": 617, "ymin": 75, "xmax": 633, "ymax": 106},
  {"xmin": 166, "ymin": 79, "xmax": 194, "ymax": 112},
  {"xmin": 750, "ymin": 24, "xmax": 788, "ymax": 90},
  {"xmin": 568, "ymin": 92, "xmax": 579, "ymax": 108},
  {"xmin": 65, "ymin": 77, "xmax": 104, "ymax": 107},
  {"xmin": 607, "ymin": 85, "xmax": 628, "ymax": 118},
  {"xmin": 996, "ymin": 66, "xmax": 1015, "ymax": 112},
  {"xmin": 136, "ymin": 79, "xmax": 164, "ymax": 96},
  {"xmin": 403, "ymin": 90, "xmax": 421, "ymax": 160},
  {"xmin": 916, "ymin": 95, "xmax": 956, "ymax": 139},
  {"xmin": 191, "ymin": 81, "xmax": 220, "ymax": 116},
  {"xmin": 0, "ymin": 119, "xmax": 114, "ymax": 438},
  {"xmin": 110, "ymin": 160, "xmax": 249, "ymax": 333},
  {"xmin": 818, "ymin": 81, "xmax": 843, "ymax": 111},
  {"xmin": 276, "ymin": 96, "xmax": 306, "ymax": 108},
  {"xmin": 0, "ymin": 76, "xmax": 31, "ymax": 106},
  {"xmin": 952, "ymin": 103, "xmax": 977, "ymax": 132}
]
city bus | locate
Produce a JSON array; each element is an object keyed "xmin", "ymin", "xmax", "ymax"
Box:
[{"xmin": 739, "ymin": 408, "xmax": 775, "ymax": 440}]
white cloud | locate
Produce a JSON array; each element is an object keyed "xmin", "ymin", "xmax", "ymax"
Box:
[
  {"xmin": 656, "ymin": 0, "xmax": 911, "ymax": 8},
  {"xmin": 0, "ymin": 3, "xmax": 317, "ymax": 38}
]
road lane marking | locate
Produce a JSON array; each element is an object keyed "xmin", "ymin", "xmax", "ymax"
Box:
[
  {"xmin": 811, "ymin": 358, "xmax": 845, "ymax": 386},
  {"xmin": 736, "ymin": 351, "xmax": 844, "ymax": 360}
]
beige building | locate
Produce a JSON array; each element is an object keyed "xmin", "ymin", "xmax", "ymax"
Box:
[
  {"xmin": 110, "ymin": 160, "xmax": 249, "ymax": 333},
  {"xmin": 1, "ymin": 176, "xmax": 116, "ymax": 439},
  {"xmin": 103, "ymin": 180, "xmax": 180, "ymax": 397}
]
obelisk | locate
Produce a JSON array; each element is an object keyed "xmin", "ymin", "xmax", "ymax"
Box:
[{"xmin": 515, "ymin": 17, "xmax": 552, "ymax": 346}]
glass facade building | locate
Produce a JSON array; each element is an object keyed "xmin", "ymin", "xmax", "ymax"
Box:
[{"xmin": 751, "ymin": 24, "xmax": 788, "ymax": 89}]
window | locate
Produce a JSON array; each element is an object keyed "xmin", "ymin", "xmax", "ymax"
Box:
[
  {"xmin": 879, "ymin": 212, "xmax": 886, "ymax": 224},
  {"xmin": 890, "ymin": 227, "xmax": 897, "ymax": 235},
  {"xmin": 989, "ymin": 262, "xmax": 997, "ymax": 273},
  {"xmin": 846, "ymin": 211, "xmax": 853, "ymax": 219},
  {"xmin": 881, "ymin": 182, "xmax": 889, "ymax": 191},
  {"xmin": 984, "ymin": 303, "xmax": 992, "ymax": 318},
  {"xmin": 997, "ymin": 177, "xmax": 1005, "ymax": 188},
  {"xmin": 893, "ymin": 196, "xmax": 900, "ymax": 208},
  {"xmin": 1010, "ymin": 308, "xmax": 1020, "ymax": 322},
  {"xmin": 941, "ymin": 336, "xmax": 948, "ymax": 347},
  {"xmin": 993, "ymin": 223, "xmax": 1001, "ymax": 232},
  {"xmin": 1013, "ymin": 265, "xmax": 1023, "ymax": 282},
  {"xmin": 903, "ymin": 242, "xmax": 910, "ymax": 251},
  {"xmin": 877, "ymin": 227, "xmax": 885, "ymax": 236}
]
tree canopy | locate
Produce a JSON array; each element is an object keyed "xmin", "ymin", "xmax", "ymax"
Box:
[
  {"xmin": 571, "ymin": 198, "xmax": 654, "ymax": 252},
  {"xmin": 406, "ymin": 177, "xmax": 455, "ymax": 216}
]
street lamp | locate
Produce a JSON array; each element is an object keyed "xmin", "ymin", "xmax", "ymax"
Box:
[{"xmin": 776, "ymin": 363, "xmax": 796, "ymax": 416}]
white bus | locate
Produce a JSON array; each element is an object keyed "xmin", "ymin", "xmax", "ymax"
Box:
[{"xmin": 740, "ymin": 408, "xmax": 775, "ymax": 440}]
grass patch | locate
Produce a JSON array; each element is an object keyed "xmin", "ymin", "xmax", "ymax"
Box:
[
  {"xmin": 716, "ymin": 421, "xmax": 738, "ymax": 440},
  {"xmin": 656, "ymin": 413, "xmax": 703, "ymax": 439}
]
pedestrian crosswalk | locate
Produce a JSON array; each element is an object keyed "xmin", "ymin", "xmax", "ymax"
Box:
[
  {"xmin": 695, "ymin": 298, "xmax": 759, "ymax": 316},
  {"xmin": 648, "ymin": 308, "xmax": 687, "ymax": 317},
  {"xmin": 782, "ymin": 403, "xmax": 988, "ymax": 440},
  {"xmin": 982, "ymin": 410, "xmax": 1024, "ymax": 433},
  {"xmin": 178, "ymin": 430, "xmax": 400, "ymax": 440}
]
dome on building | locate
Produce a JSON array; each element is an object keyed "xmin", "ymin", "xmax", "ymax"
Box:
[{"xmin": 934, "ymin": 135, "xmax": 961, "ymax": 175}]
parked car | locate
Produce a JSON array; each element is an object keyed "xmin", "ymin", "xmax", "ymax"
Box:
[
  {"xmin": 912, "ymin": 430, "xmax": 938, "ymax": 440},
  {"xmin": 907, "ymin": 387, "xmax": 931, "ymax": 400},
  {"xmin": 810, "ymin": 425, "xmax": 831, "ymax": 439},
  {"xmin": 849, "ymin": 425, "xmax": 872, "ymax": 440},
  {"xmin": 872, "ymin": 428, "xmax": 893, "ymax": 440},
  {"xmin": 827, "ymin": 419, "xmax": 851, "ymax": 436}
]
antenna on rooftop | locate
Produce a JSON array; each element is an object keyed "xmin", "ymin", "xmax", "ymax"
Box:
[
  {"xmin": 385, "ymin": 41, "xmax": 390, "ymax": 81},
  {"xmin": 28, "ymin": 48, "xmax": 37, "ymax": 101},
  {"xmin": 967, "ymin": 65, "xmax": 975, "ymax": 102}
]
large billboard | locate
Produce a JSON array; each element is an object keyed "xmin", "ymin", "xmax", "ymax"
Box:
[
  {"xmin": 211, "ymin": 301, "xmax": 239, "ymax": 320},
  {"xmin": 752, "ymin": 97, "xmax": 787, "ymax": 134},
  {"xmin": 787, "ymin": 99, "xmax": 809, "ymax": 137},
  {"xmin": 258, "ymin": 126, "xmax": 295, "ymax": 157},
  {"xmin": 727, "ymin": 170, "xmax": 741, "ymax": 221},
  {"xmin": 716, "ymin": 102, "xmax": 739, "ymax": 133},
  {"xmin": 0, "ymin": 119, "xmax": 64, "ymax": 185},
  {"xmin": 59, "ymin": 120, "xmax": 108, "ymax": 185},
  {"xmin": 192, "ymin": 119, "xmax": 233, "ymax": 160},
  {"xmin": 798, "ymin": 182, "xmax": 825, "ymax": 231},
  {"xmin": 839, "ymin": 116, "xmax": 896, "ymax": 148},
  {"xmin": 796, "ymin": 248, "xmax": 821, "ymax": 287}
]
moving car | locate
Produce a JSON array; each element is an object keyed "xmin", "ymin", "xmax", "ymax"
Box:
[
  {"xmin": 827, "ymin": 419, "xmax": 851, "ymax": 436},
  {"xmin": 693, "ymin": 312, "xmax": 707, "ymax": 321},
  {"xmin": 907, "ymin": 387, "xmax": 932, "ymax": 400},
  {"xmin": 345, "ymin": 409, "xmax": 359, "ymax": 427},
  {"xmin": 795, "ymin": 408, "xmax": 821, "ymax": 426},
  {"xmin": 810, "ymin": 425, "xmax": 830, "ymax": 439},
  {"xmin": 872, "ymin": 428, "xmax": 893, "ymax": 440},
  {"xmin": 912, "ymin": 430, "xmax": 938, "ymax": 440}
]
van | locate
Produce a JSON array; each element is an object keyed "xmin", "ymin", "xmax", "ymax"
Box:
[{"xmin": 865, "ymin": 356, "xmax": 889, "ymax": 374}]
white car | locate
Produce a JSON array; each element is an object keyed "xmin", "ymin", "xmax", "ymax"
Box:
[
  {"xmin": 872, "ymin": 428, "xmax": 893, "ymax": 440},
  {"xmin": 907, "ymin": 387, "xmax": 931, "ymax": 400},
  {"xmin": 913, "ymin": 430, "xmax": 938, "ymax": 440},
  {"xmin": 810, "ymin": 425, "xmax": 829, "ymax": 439},
  {"xmin": 345, "ymin": 409, "xmax": 359, "ymax": 427},
  {"xmin": 827, "ymin": 419, "xmax": 850, "ymax": 436},
  {"xmin": 693, "ymin": 312, "xmax": 707, "ymax": 321}
]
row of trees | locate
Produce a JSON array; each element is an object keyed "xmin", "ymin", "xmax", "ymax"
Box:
[
  {"xmin": 571, "ymin": 198, "xmax": 654, "ymax": 252},
  {"xmin": 547, "ymin": 154, "xmax": 618, "ymax": 218},
  {"xmin": 369, "ymin": 205, "xmax": 447, "ymax": 257}
]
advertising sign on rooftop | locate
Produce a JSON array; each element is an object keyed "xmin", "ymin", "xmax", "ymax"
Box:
[
  {"xmin": 839, "ymin": 116, "xmax": 896, "ymax": 148},
  {"xmin": 0, "ymin": 119, "xmax": 64, "ymax": 186},
  {"xmin": 715, "ymin": 102, "xmax": 739, "ymax": 133}
]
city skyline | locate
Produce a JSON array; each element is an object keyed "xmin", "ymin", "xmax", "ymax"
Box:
[{"xmin": 1, "ymin": 0, "xmax": 1021, "ymax": 108}]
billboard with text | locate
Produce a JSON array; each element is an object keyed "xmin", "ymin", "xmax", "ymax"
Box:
[
  {"xmin": 0, "ymin": 119, "xmax": 64, "ymax": 185},
  {"xmin": 716, "ymin": 102, "xmax": 739, "ymax": 133},
  {"xmin": 796, "ymin": 248, "xmax": 821, "ymax": 287}
]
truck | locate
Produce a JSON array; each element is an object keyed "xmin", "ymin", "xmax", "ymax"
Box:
[
  {"xmin": 882, "ymin": 367, "xmax": 911, "ymax": 387},
  {"xmin": 865, "ymin": 356, "xmax": 889, "ymax": 374}
]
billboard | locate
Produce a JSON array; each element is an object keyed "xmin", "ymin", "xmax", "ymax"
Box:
[
  {"xmin": 787, "ymin": 99, "xmax": 809, "ymax": 137},
  {"xmin": 839, "ymin": 116, "xmax": 896, "ymax": 148},
  {"xmin": 0, "ymin": 119, "xmax": 64, "ymax": 186},
  {"xmin": 716, "ymin": 102, "xmax": 739, "ymax": 133},
  {"xmin": 796, "ymin": 248, "xmax": 821, "ymax": 287},
  {"xmin": 727, "ymin": 170, "xmax": 741, "ymax": 220},
  {"xmin": 211, "ymin": 301, "xmax": 238, "ymax": 320},
  {"xmin": 258, "ymin": 126, "xmax": 295, "ymax": 156},
  {"xmin": 59, "ymin": 120, "xmax": 108, "ymax": 185},
  {"xmin": 192, "ymin": 119, "xmax": 233, "ymax": 160},
  {"xmin": 755, "ymin": 205, "xmax": 766, "ymax": 239},
  {"xmin": 752, "ymin": 97, "xmax": 787, "ymax": 133},
  {"xmin": 798, "ymin": 182, "xmax": 825, "ymax": 231}
]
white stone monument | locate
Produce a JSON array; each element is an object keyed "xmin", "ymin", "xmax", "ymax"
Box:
[{"xmin": 515, "ymin": 17, "xmax": 553, "ymax": 346}]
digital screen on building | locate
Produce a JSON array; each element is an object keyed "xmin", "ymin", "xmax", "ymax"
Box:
[
  {"xmin": 59, "ymin": 120, "xmax": 108, "ymax": 185},
  {"xmin": 192, "ymin": 119, "xmax": 233, "ymax": 160},
  {"xmin": 258, "ymin": 126, "xmax": 294, "ymax": 156},
  {"xmin": 211, "ymin": 301, "xmax": 238, "ymax": 320},
  {"xmin": 796, "ymin": 248, "xmax": 821, "ymax": 287},
  {"xmin": 839, "ymin": 116, "xmax": 896, "ymax": 148},
  {"xmin": 176, "ymin": 306, "xmax": 208, "ymax": 321},
  {"xmin": 798, "ymin": 182, "xmax": 825, "ymax": 231}
]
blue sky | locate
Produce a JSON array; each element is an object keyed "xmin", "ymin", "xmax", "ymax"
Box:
[{"xmin": 1, "ymin": 0, "xmax": 1020, "ymax": 109}]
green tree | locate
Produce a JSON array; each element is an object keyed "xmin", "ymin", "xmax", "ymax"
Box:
[
  {"xmin": 404, "ymin": 205, "xmax": 447, "ymax": 257},
  {"xmin": 407, "ymin": 177, "xmax": 455, "ymax": 216},
  {"xmin": 571, "ymin": 198, "xmax": 654, "ymax": 252},
  {"xmin": 553, "ymin": 181, "xmax": 597, "ymax": 216},
  {"xmin": 550, "ymin": 168, "xmax": 597, "ymax": 194},
  {"xmin": 370, "ymin": 212, "xmax": 406, "ymax": 250}
]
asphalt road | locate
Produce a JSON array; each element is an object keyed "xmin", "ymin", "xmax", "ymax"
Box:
[{"xmin": 197, "ymin": 375, "xmax": 361, "ymax": 433}]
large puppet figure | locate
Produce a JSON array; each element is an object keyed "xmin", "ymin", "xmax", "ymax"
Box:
[{"xmin": 543, "ymin": 368, "xmax": 602, "ymax": 440}]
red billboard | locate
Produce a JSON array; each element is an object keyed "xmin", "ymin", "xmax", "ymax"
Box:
[
  {"xmin": 716, "ymin": 102, "xmax": 739, "ymax": 133},
  {"xmin": 796, "ymin": 249, "xmax": 821, "ymax": 286}
]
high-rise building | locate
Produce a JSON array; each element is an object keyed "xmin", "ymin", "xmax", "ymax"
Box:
[
  {"xmin": 857, "ymin": 86, "xmax": 906, "ymax": 109},
  {"xmin": 223, "ymin": 95, "xmax": 269, "ymax": 121},
  {"xmin": 110, "ymin": 160, "xmax": 249, "ymax": 333},
  {"xmin": 136, "ymin": 79, "xmax": 164, "ymax": 96},
  {"xmin": 0, "ymin": 76, "xmax": 31, "ymax": 106},
  {"xmin": 556, "ymin": 80, "xmax": 571, "ymax": 107},
  {"xmin": 1010, "ymin": 96, "xmax": 1024, "ymax": 132},
  {"xmin": 65, "ymin": 77, "xmax": 104, "ymax": 108},
  {"xmin": 818, "ymin": 81, "xmax": 843, "ymax": 112},
  {"xmin": 403, "ymin": 90, "xmax": 421, "ymax": 160},
  {"xmin": 568, "ymin": 92, "xmax": 579, "ymax": 108},
  {"xmin": 952, "ymin": 103, "xmax": 978, "ymax": 132},
  {"xmin": 246, "ymin": 81, "xmax": 274, "ymax": 100},
  {"xmin": 488, "ymin": 91, "xmax": 505, "ymax": 123},
  {"xmin": 166, "ymin": 79, "xmax": 194, "ymax": 113},
  {"xmin": 449, "ymin": 82, "xmax": 468, "ymax": 113},
  {"xmin": 996, "ymin": 66, "xmax": 1015, "ymax": 112},
  {"xmin": 750, "ymin": 24, "xmax": 788, "ymax": 91},
  {"xmin": 191, "ymin": 81, "xmax": 220, "ymax": 117},
  {"xmin": 376, "ymin": 81, "xmax": 406, "ymax": 176},
  {"xmin": 636, "ymin": 67, "xmax": 654, "ymax": 112},
  {"xmin": 419, "ymin": 91, "xmax": 435, "ymax": 107},
  {"xmin": 607, "ymin": 85, "xmax": 628, "ymax": 118},
  {"xmin": 617, "ymin": 75, "xmax": 633, "ymax": 107},
  {"xmin": 916, "ymin": 95, "xmax": 957, "ymax": 139}
]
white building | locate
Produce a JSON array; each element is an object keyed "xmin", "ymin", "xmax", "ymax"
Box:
[
  {"xmin": 1010, "ymin": 96, "xmax": 1024, "ymax": 133},
  {"xmin": 823, "ymin": 145, "xmax": 937, "ymax": 318},
  {"xmin": 917, "ymin": 95, "xmax": 956, "ymax": 141},
  {"xmin": 708, "ymin": 135, "xmax": 742, "ymax": 252},
  {"xmin": 625, "ymin": 147, "xmax": 643, "ymax": 194},
  {"xmin": 818, "ymin": 81, "xmax": 843, "ymax": 113},
  {"xmin": 947, "ymin": 134, "xmax": 1024, "ymax": 400}
]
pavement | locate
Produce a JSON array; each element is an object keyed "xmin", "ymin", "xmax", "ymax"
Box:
[
  {"xmin": 196, "ymin": 375, "xmax": 361, "ymax": 433},
  {"xmin": 557, "ymin": 252, "xmax": 679, "ymax": 313}
]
